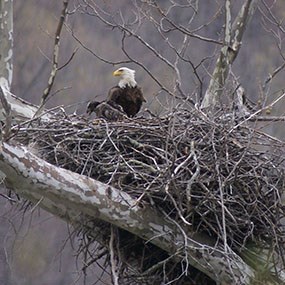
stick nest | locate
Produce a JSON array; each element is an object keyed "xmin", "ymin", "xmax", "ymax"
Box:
[{"xmin": 14, "ymin": 107, "xmax": 285, "ymax": 284}]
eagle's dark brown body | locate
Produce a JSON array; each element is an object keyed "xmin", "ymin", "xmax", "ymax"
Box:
[{"xmin": 108, "ymin": 85, "xmax": 146, "ymax": 117}]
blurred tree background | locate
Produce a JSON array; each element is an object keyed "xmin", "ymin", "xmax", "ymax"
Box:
[{"xmin": 0, "ymin": 0, "xmax": 285, "ymax": 284}]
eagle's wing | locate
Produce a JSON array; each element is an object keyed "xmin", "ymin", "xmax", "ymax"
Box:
[
  {"xmin": 129, "ymin": 86, "xmax": 145, "ymax": 116},
  {"xmin": 107, "ymin": 85, "xmax": 146, "ymax": 117},
  {"xmin": 107, "ymin": 86, "xmax": 122, "ymax": 103},
  {"xmin": 108, "ymin": 86, "xmax": 131, "ymax": 115},
  {"xmin": 136, "ymin": 86, "xmax": 146, "ymax": 103}
]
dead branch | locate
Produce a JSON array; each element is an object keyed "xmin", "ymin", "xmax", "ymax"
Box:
[
  {"xmin": 109, "ymin": 225, "xmax": 120, "ymax": 285},
  {"xmin": 250, "ymin": 116, "xmax": 285, "ymax": 121},
  {"xmin": 35, "ymin": 0, "xmax": 70, "ymax": 117}
]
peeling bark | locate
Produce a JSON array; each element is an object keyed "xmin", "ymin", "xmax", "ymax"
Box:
[{"xmin": 0, "ymin": 78, "xmax": 50, "ymax": 122}]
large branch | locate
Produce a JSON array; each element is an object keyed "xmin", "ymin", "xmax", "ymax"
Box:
[
  {"xmin": 0, "ymin": 78, "xmax": 53, "ymax": 126},
  {"xmin": 201, "ymin": 0, "xmax": 258, "ymax": 110},
  {"xmin": 0, "ymin": 141, "xmax": 255, "ymax": 285},
  {"xmin": 0, "ymin": 1, "xmax": 36, "ymax": 124}
]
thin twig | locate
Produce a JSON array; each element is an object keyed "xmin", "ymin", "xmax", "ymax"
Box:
[{"xmin": 34, "ymin": 0, "xmax": 70, "ymax": 117}]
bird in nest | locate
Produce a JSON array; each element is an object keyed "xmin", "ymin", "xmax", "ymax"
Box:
[
  {"xmin": 86, "ymin": 100, "xmax": 126, "ymax": 121},
  {"xmin": 87, "ymin": 67, "xmax": 146, "ymax": 120}
]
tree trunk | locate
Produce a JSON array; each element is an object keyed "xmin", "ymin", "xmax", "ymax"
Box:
[
  {"xmin": 0, "ymin": 0, "xmax": 13, "ymax": 89},
  {"xmin": 201, "ymin": 0, "xmax": 258, "ymax": 110}
]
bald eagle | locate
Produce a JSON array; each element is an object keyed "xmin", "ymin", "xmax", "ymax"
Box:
[{"xmin": 108, "ymin": 67, "xmax": 146, "ymax": 117}]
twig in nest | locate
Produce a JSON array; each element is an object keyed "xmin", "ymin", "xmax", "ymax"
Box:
[
  {"xmin": 0, "ymin": 192, "xmax": 17, "ymax": 203},
  {"xmin": 34, "ymin": 0, "xmax": 70, "ymax": 118},
  {"xmin": 186, "ymin": 141, "xmax": 200, "ymax": 203},
  {"xmin": 230, "ymin": 91, "xmax": 285, "ymax": 131},
  {"xmin": 250, "ymin": 116, "xmax": 285, "ymax": 121}
]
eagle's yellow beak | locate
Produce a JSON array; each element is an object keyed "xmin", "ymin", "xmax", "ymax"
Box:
[{"xmin": 113, "ymin": 69, "xmax": 122, "ymax": 76}]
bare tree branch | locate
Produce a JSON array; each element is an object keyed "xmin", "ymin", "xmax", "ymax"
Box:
[
  {"xmin": 149, "ymin": 0, "xmax": 223, "ymax": 45},
  {"xmin": 34, "ymin": 0, "xmax": 70, "ymax": 117}
]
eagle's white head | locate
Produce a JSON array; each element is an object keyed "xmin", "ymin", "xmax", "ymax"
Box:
[{"xmin": 113, "ymin": 67, "xmax": 137, "ymax": 88}]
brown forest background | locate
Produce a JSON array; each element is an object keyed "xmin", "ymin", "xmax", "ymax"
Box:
[{"xmin": 0, "ymin": 1, "xmax": 285, "ymax": 284}]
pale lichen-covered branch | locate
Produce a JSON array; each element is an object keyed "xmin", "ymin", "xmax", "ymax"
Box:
[
  {"xmin": 201, "ymin": 0, "xmax": 258, "ymax": 110},
  {"xmin": 0, "ymin": 78, "xmax": 50, "ymax": 123},
  {"xmin": 0, "ymin": 0, "xmax": 13, "ymax": 89}
]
